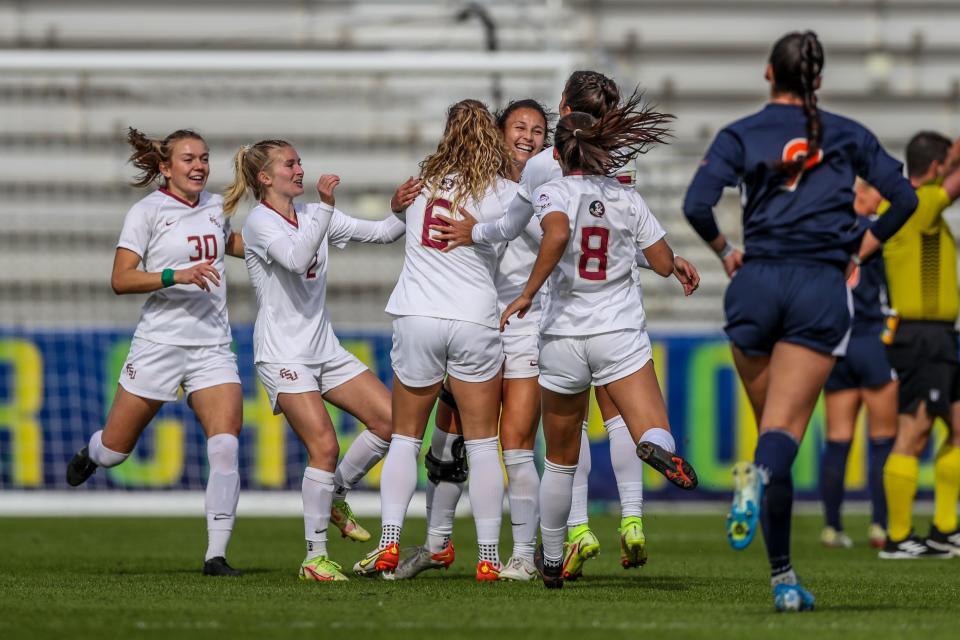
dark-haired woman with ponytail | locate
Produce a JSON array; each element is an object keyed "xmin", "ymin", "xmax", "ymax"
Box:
[
  {"xmin": 65, "ymin": 128, "xmax": 246, "ymax": 576},
  {"xmin": 500, "ymin": 92, "xmax": 699, "ymax": 590},
  {"xmin": 682, "ymin": 31, "xmax": 918, "ymax": 611}
]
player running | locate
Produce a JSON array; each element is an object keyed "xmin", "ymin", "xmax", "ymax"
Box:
[
  {"xmin": 225, "ymin": 140, "xmax": 403, "ymax": 581},
  {"xmin": 432, "ymin": 72, "xmax": 700, "ymax": 581},
  {"xmin": 66, "ymin": 128, "xmax": 245, "ymax": 577},
  {"xmin": 818, "ymin": 181, "xmax": 897, "ymax": 551},
  {"xmin": 353, "ymin": 99, "xmax": 515, "ymax": 581},
  {"xmin": 499, "ymin": 91, "xmax": 698, "ymax": 589},
  {"xmin": 683, "ymin": 31, "xmax": 918, "ymax": 610}
]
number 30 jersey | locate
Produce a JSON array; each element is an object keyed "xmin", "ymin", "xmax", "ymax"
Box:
[
  {"xmin": 532, "ymin": 176, "xmax": 666, "ymax": 337},
  {"xmin": 116, "ymin": 189, "xmax": 232, "ymax": 346},
  {"xmin": 386, "ymin": 176, "xmax": 518, "ymax": 329}
]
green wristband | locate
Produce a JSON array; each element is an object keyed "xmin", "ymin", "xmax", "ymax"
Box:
[{"xmin": 161, "ymin": 269, "xmax": 176, "ymax": 288}]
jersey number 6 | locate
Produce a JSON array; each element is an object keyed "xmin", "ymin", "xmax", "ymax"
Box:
[
  {"xmin": 579, "ymin": 227, "xmax": 609, "ymax": 281},
  {"xmin": 187, "ymin": 234, "xmax": 218, "ymax": 261}
]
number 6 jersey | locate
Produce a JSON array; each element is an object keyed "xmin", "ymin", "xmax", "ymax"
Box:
[
  {"xmin": 386, "ymin": 176, "xmax": 518, "ymax": 329},
  {"xmin": 532, "ymin": 175, "xmax": 665, "ymax": 336},
  {"xmin": 116, "ymin": 189, "xmax": 232, "ymax": 346}
]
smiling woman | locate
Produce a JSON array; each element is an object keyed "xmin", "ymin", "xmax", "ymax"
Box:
[{"xmin": 65, "ymin": 127, "xmax": 247, "ymax": 577}]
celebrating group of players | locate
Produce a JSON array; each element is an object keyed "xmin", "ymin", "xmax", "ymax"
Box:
[{"xmin": 63, "ymin": 29, "xmax": 960, "ymax": 611}]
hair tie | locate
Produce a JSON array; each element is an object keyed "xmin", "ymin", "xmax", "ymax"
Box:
[
  {"xmin": 573, "ymin": 128, "xmax": 582, "ymax": 138},
  {"xmin": 241, "ymin": 144, "xmax": 252, "ymax": 153}
]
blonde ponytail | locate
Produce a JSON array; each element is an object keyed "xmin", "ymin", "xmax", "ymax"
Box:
[{"xmin": 222, "ymin": 140, "xmax": 290, "ymax": 216}]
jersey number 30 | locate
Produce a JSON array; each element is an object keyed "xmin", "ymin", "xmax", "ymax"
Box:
[
  {"xmin": 579, "ymin": 227, "xmax": 609, "ymax": 280},
  {"xmin": 187, "ymin": 234, "xmax": 218, "ymax": 261}
]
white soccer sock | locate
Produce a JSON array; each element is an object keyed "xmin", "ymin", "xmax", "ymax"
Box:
[
  {"xmin": 425, "ymin": 426, "xmax": 465, "ymax": 553},
  {"xmin": 567, "ymin": 421, "xmax": 591, "ymax": 528},
  {"xmin": 606, "ymin": 416, "xmax": 643, "ymax": 518},
  {"xmin": 378, "ymin": 434, "xmax": 422, "ymax": 548},
  {"xmin": 465, "ymin": 436, "xmax": 504, "ymax": 566},
  {"xmin": 333, "ymin": 431, "xmax": 390, "ymax": 502},
  {"xmin": 302, "ymin": 466, "xmax": 335, "ymax": 560},
  {"xmin": 87, "ymin": 430, "xmax": 129, "ymax": 468},
  {"xmin": 503, "ymin": 449, "xmax": 539, "ymax": 561},
  {"xmin": 204, "ymin": 433, "xmax": 240, "ymax": 561},
  {"xmin": 540, "ymin": 460, "xmax": 578, "ymax": 563},
  {"xmin": 641, "ymin": 427, "xmax": 676, "ymax": 454}
]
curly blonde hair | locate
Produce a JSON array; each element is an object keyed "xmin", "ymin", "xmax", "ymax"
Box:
[{"xmin": 419, "ymin": 99, "xmax": 514, "ymax": 209}]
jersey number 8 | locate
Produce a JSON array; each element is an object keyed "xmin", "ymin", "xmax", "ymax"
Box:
[{"xmin": 579, "ymin": 227, "xmax": 609, "ymax": 280}]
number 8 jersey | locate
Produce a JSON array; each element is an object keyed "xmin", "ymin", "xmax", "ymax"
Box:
[
  {"xmin": 532, "ymin": 175, "xmax": 665, "ymax": 336},
  {"xmin": 116, "ymin": 189, "xmax": 232, "ymax": 346}
]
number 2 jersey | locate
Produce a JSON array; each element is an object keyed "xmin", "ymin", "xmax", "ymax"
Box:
[
  {"xmin": 386, "ymin": 177, "xmax": 518, "ymax": 329},
  {"xmin": 532, "ymin": 175, "xmax": 665, "ymax": 336},
  {"xmin": 116, "ymin": 189, "xmax": 232, "ymax": 346},
  {"xmin": 243, "ymin": 201, "xmax": 404, "ymax": 364}
]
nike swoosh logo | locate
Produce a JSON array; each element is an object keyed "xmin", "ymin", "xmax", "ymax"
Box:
[
  {"xmin": 357, "ymin": 555, "xmax": 377, "ymax": 568},
  {"xmin": 165, "ymin": 220, "xmax": 175, "ymax": 226},
  {"xmin": 213, "ymin": 514, "xmax": 232, "ymax": 520},
  {"xmin": 314, "ymin": 528, "xmax": 327, "ymax": 535},
  {"xmin": 511, "ymin": 521, "xmax": 526, "ymax": 527}
]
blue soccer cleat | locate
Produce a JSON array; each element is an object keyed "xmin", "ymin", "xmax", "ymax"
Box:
[
  {"xmin": 727, "ymin": 461, "xmax": 763, "ymax": 550},
  {"xmin": 773, "ymin": 582, "xmax": 816, "ymax": 612}
]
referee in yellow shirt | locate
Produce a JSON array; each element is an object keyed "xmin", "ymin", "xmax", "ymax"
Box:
[{"xmin": 881, "ymin": 132, "xmax": 960, "ymax": 558}]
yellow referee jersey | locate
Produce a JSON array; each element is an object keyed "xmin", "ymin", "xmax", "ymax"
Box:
[{"xmin": 882, "ymin": 181, "xmax": 958, "ymax": 322}]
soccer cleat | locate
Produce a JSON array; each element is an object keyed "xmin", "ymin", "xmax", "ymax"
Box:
[
  {"xmin": 353, "ymin": 543, "xmax": 400, "ymax": 576},
  {"xmin": 330, "ymin": 500, "xmax": 371, "ymax": 543},
  {"xmin": 382, "ymin": 541, "xmax": 455, "ymax": 580},
  {"xmin": 541, "ymin": 558, "xmax": 564, "ymax": 589},
  {"xmin": 868, "ymin": 523, "xmax": 886, "ymax": 549},
  {"xmin": 619, "ymin": 516, "xmax": 648, "ymax": 568},
  {"xmin": 476, "ymin": 560, "xmax": 501, "ymax": 582},
  {"xmin": 925, "ymin": 525, "xmax": 960, "ymax": 557},
  {"xmin": 727, "ymin": 461, "xmax": 763, "ymax": 551},
  {"xmin": 820, "ymin": 526, "xmax": 853, "ymax": 549},
  {"xmin": 498, "ymin": 555, "xmax": 539, "ymax": 581},
  {"xmin": 773, "ymin": 582, "xmax": 816, "ymax": 612},
  {"xmin": 202, "ymin": 556, "xmax": 242, "ymax": 577},
  {"xmin": 66, "ymin": 447, "xmax": 98, "ymax": 487},
  {"xmin": 636, "ymin": 441, "xmax": 698, "ymax": 490},
  {"xmin": 299, "ymin": 556, "xmax": 348, "ymax": 582},
  {"xmin": 562, "ymin": 524, "xmax": 600, "ymax": 580},
  {"xmin": 878, "ymin": 534, "xmax": 952, "ymax": 559}
]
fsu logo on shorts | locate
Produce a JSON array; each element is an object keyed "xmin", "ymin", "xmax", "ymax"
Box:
[
  {"xmin": 125, "ymin": 363, "xmax": 136, "ymax": 380},
  {"xmin": 589, "ymin": 200, "xmax": 605, "ymax": 218},
  {"xmin": 279, "ymin": 368, "xmax": 299, "ymax": 381}
]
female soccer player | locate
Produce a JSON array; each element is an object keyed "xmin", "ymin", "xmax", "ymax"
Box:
[
  {"xmin": 500, "ymin": 91, "xmax": 697, "ymax": 589},
  {"xmin": 226, "ymin": 139, "xmax": 403, "ymax": 581},
  {"xmin": 432, "ymin": 72, "xmax": 700, "ymax": 581},
  {"xmin": 682, "ymin": 31, "xmax": 918, "ymax": 610},
  {"xmin": 819, "ymin": 181, "xmax": 897, "ymax": 550},
  {"xmin": 353, "ymin": 99, "xmax": 516, "ymax": 581},
  {"xmin": 388, "ymin": 99, "xmax": 551, "ymax": 582},
  {"xmin": 66, "ymin": 128, "xmax": 245, "ymax": 577}
]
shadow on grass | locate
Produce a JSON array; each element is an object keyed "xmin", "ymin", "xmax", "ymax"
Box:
[{"xmin": 111, "ymin": 567, "xmax": 275, "ymax": 576}]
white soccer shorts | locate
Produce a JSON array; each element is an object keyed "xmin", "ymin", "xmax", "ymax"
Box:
[
  {"xmin": 256, "ymin": 345, "xmax": 369, "ymax": 415},
  {"xmin": 538, "ymin": 329, "xmax": 652, "ymax": 394},
  {"xmin": 391, "ymin": 316, "xmax": 504, "ymax": 387},
  {"xmin": 118, "ymin": 337, "xmax": 240, "ymax": 402},
  {"xmin": 502, "ymin": 333, "xmax": 540, "ymax": 379}
]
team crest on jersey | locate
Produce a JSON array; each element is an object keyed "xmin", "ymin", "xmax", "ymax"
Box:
[
  {"xmin": 208, "ymin": 214, "xmax": 223, "ymax": 230},
  {"xmin": 780, "ymin": 137, "xmax": 824, "ymax": 192},
  {"xmin": 534, "ymin": 193, "xmax": 552, "ymax": 214},
  {"xmin": 441, "ymin": 177, "xmax": 455, "ymax": 191},
  {"xmin": 589, "ymin": 200, "xmax": 605, "ymax": 218}
]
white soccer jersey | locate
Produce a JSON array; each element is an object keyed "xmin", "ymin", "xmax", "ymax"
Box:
[
  {"xmin": 532, "ymin": 175, "xmax": 666, "ymax": 336},
  {"xmin": 244, "ymin": 201, "xmax": 404, "ymax": 364},
  {"xmin": 116, "ymin": 189, "xmax": 232, "ymax": 346},
  {"xmin": 495, "ymin": 216, "xmax": 543, "ymax": 336},
  {"xmin": 385, "ymin": 177, "xmax": 518, "ymax": 328}
]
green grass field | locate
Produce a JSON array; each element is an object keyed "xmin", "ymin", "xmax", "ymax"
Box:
[{"xmin": 1, "ymin": 513, "xmax": 956, "ymax": 639}]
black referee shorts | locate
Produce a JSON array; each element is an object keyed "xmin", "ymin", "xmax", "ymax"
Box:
[{"xmin": 885, "ymin": 320, "xmax": 960, "ymax": 419}]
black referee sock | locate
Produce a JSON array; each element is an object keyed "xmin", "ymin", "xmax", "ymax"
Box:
[{"xmin": 755, "ymin": 430, "xmax": 799, "ymax": 578}]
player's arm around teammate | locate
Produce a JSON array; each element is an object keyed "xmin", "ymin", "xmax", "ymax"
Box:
[
  {"xmin": 501, "ymin": 94, "xmax": 698, "ymax": 589},
  {"xmin": 225, "ymin": 140, "xmax": 400, "ymax": 582},
  {"xmin": 66, "ymin": 128, "xmax": 244, "ymax": 577},
  {"xmin": 682, "ymin": 31, "xmax": 918, "ymax": 609}
]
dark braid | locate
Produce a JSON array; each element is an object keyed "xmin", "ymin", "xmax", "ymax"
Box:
[
  {"xmin": 554, "ymin": 89, "xmax": 673, "ymax": 176},
  {"xmin": 563, "ymin": 70, "xmax": 621, "ymax": 118},
  {"xmin": 770, "ymin": 30, "xmax": 825, "ymax": 177}
]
